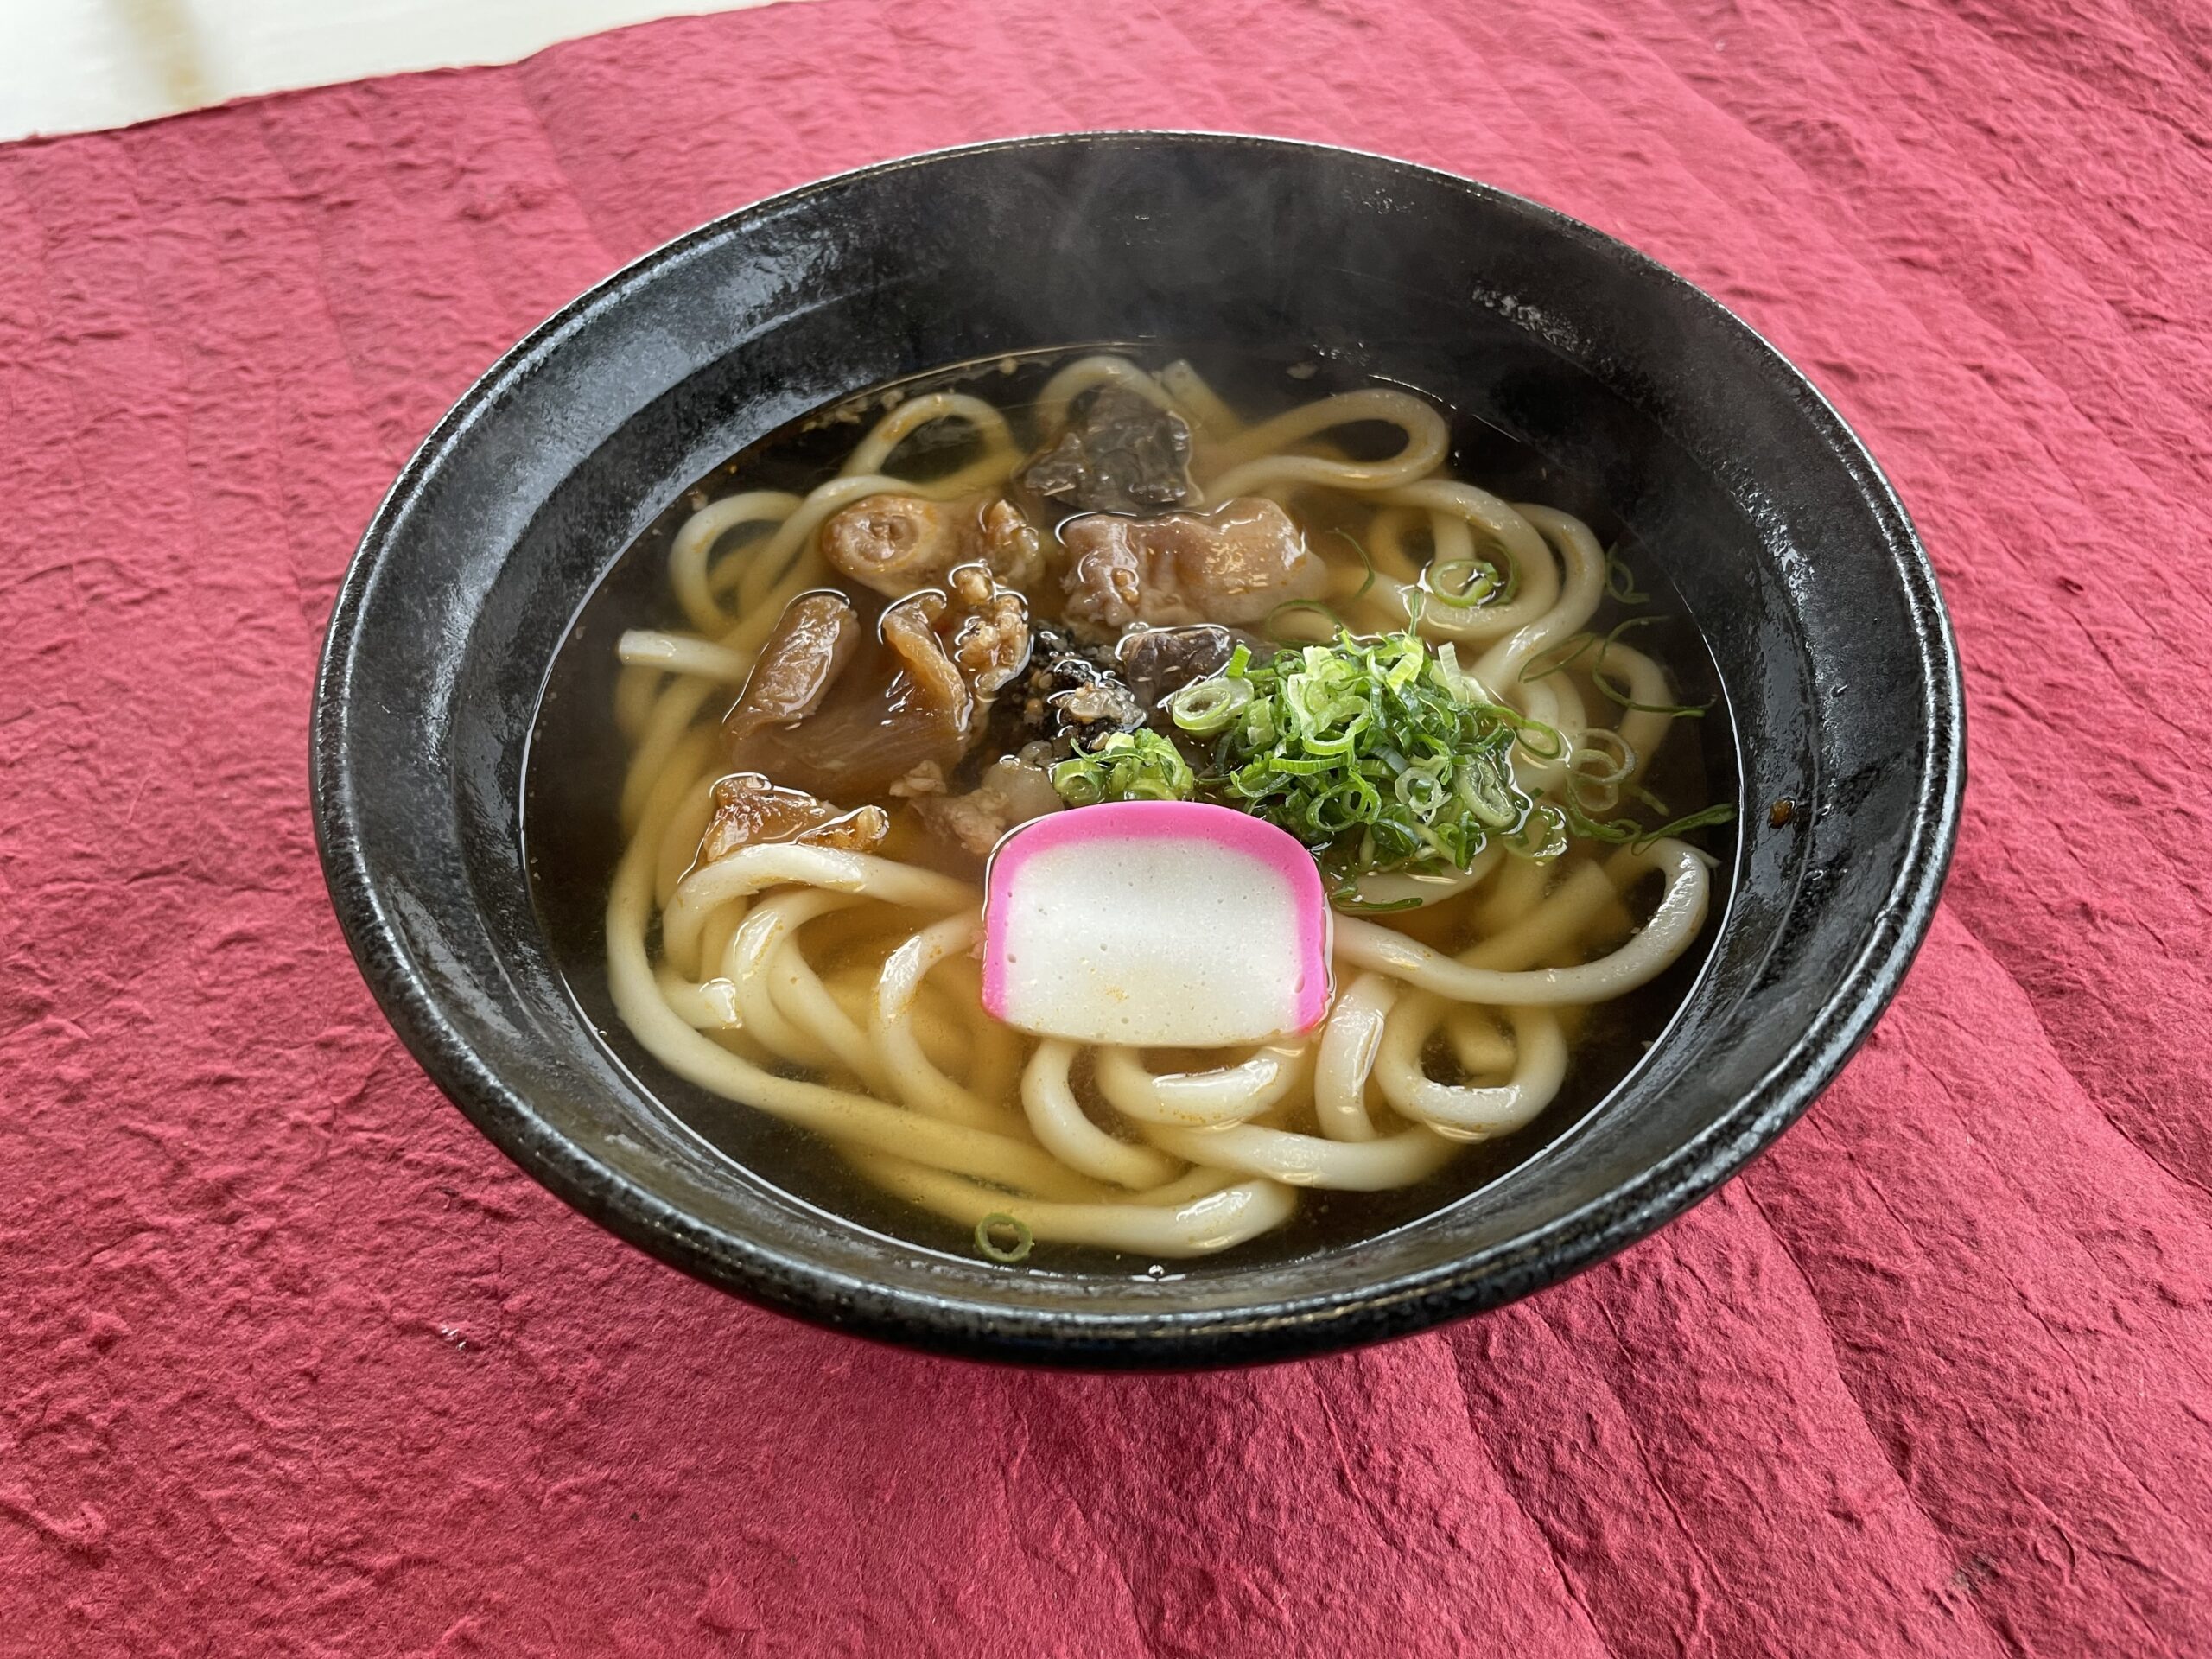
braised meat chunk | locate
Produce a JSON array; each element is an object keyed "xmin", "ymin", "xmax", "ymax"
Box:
[
  {"xmin": 725, "ymin": 564, "xmax": 1032, "ymax": 798},
  {"xmin": 929, "ymin": 561, "xmax": 1033, "ymax": 698},
  {"xmin": 1059, "ymin": 497, "xmax": 1326, "ymax": 636},
  {"xmin": 721, "ymin": 591, "xmax": 861, "ymax": 747},
  {"xmin": 975, "ymin": 498, "xmax": 1047, "ymax": 593},
  {"xmin": 985, "ymin": 625, "xmax": 1146, "ymax": 756},
  {"xmin": 1116, "ymin": 624, "xmax": 1243, "ymax": 712},
  {"xmin": 1020, "ymin": 385, "xmax": 1199, "ymax": 516},
  {"xmin": 697, "ymin": 773, "xmax": 889, "ymax": 864},
  {"xmin": 819, "ymin": 493, "xmax": 1045, "ymax": 597}
]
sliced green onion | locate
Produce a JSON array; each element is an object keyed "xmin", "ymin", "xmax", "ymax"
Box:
[
  {"xmin": 1169, "ymin": 675, "xmax": 1255, "ymax": 734},
  {"xmin": 1589, "ymin": 617, "xmax": 1713, "ymax": 717},
  {"xmin": 1056, "ymin": 617, "xmax": 1727, "ymax": 897},
  {"xmin": 1506, "ymin": 801, "xmax": 1570, "ymax": 861},
  {"xmin": 1264, "ymin": 598, "xmax": 1351, "ymax": 641},
  {"xmin": 1394, "ymin": 766, "xmax": 1450, "ymax": 816},
  {"xmin": 1185, "ymin": 625, "xmax": 1532, "ymax": 900},
  {"xmin": 1503, "ymin": 711, "xmax": 1567, "ymax": 761},
  {"xmin": 1333, "ymin": 528, "xmax": 1378, "ymax": 602},
  {"xmin": 1520, "ymin": 632, "xmax": 1599, "ymax": 683},
  {"xmin": 1630, "ymin": 802, "xmax": 1737, "ymax": 849},
  {"xmin": 1332, "ymin": 891, "xmax": 1427, "ymax": 914},
  {"xmin": 1051, "ymin": 730, "xmax": 1195, "ymax": 804},
  {"xmin": 1569, "ymin": 730, "xmax": 1635, "ymax": 787},
  {"xmin": 976, "ymin": 1213, "xmax": 1033, "ymax": 1263},
  {"xmin": 1562, "ymin": 796, "xmax": 1738, "ymax": 850},
  {"xmin": 1605, "ymin": 546, "xmax": 1649, "ymax": 605},
  {"xmin": 1454, "ymin": 756, "xmax": 1522, "ymax": 829},
  {"xmin": 1422, "ymin": 557, "xmax": 1502, "ymax": 609}
]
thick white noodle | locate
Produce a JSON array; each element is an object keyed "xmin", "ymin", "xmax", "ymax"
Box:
[
  {"xmin": 1445, "ymin": 1008, "xmax": 1518, "ymax": 1076},
  {"xmin": 1375, "ymin": 1003, "xmax": 1568, "ymax": 1141},
  {"xmin": 1157, "ymin": 359, "xmax": 1244, "ymax": 441},
  {"xmin": 653, "ymin": 963, "xmax": 741, "ymax": 1031},
  {"xmin": 654, "ymin": 772, "xmax": 719, "ymax": 908},
  {"xmin": 1471, "ymin": 502, "xmax": 1608, "ymax": 696},
  {"xmin": 855, "ymin": 1152, "xmax": 1298, "ymax": 1257},
  {"xmin": 841, "ymin": 392, "xmax": 1017, "ymax": 480},
  {"xmin": 1335, "ymin": 840, "xmax": 1709, "ymax": 1006},
  {"xmin": 619, "ymin": 676, "xmax": 721, "ymax": 834},
  {"xmin": 871, "ymin": 912, "xmax": 1012, "ymax": 1130},
  {"xmin": 607, "ymin": 844, "xmax": 1095, "ymax": 1198},
  {"xmin": 1035, "ymin": 355, "xmax": 1182, "ymax": 432},
  {"xmin": 1142, "ymin": 1119, "xmax": 1460, "ymax": 1191},
  {"xmin": 1198, "ymin": 389, "xmax": 1450, "ymax": 504},
  {"xmin": 1346, "ymin": 842, "xmax": 1501, "ymax": 910},
  {"xmin": 1587, "ymin": 638, "xmax": 1681, "ymax": 785},
  {"xmin": 669, "ymin": 491, "xmax": 803, "ymax": 632},
  {"xmin": 617, "ymin": 629, "xmax": 755, "ymax": 684},
  {"xmin": 1091, "ymin": 1045, "xmax": 1308, "ymax": 1128},
  {"xmin": 1022, "ymin": 1040, "xmax": 1185, "ymax": 1191},
  {"xmin": 1313, "ymin": 973, "xmax": 1399, "ymax": 1142},
  {"xmin": 725, "ymin": 890, "xmax": 852, "ymax": 1068},
  {"xmin": 758, "ymin": 913, "xmax": 893, "ymax": 1094},
  {"xmin": 1378, "ymin": 481, "xmax": 1561, "ymax": 645},
  {"xmin": 664, "ymin": 845, "xmax": 973, "ymax": 976}
]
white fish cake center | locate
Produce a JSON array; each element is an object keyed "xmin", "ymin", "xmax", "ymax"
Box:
[{"xmin": 990, "ymin": 836, "xmax": 1318, "ymax": 1046}]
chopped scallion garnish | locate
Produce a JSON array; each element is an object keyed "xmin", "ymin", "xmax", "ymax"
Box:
[
  {"xmin": 1422, "ymin": 557, "xmax": 1503, "ymax": 608},
  {"xmin": 1563, "ymin": 798, "xmax": 1738, "ymax": 853},
  {"xmin": 1333, "ymin": 527, "xmax": 1378, "ymax": 602},
  {"xmin": 1168, "ymin": 675, "xmax": 1255, "ymax": 735},
  {"xmin": 1604, "ymin": 546, "xmax": 1649, "ymax": 605},
  {"xmin": 1049, "ymin": 729, "xmax": 1195, "ymax": 804},
  {"xmin": 976, "ymin": 1213, "xmax": 1033, "ymax": 1262},
  {"xmin": 1194, "ymin": 626, "xmax": 1534, "ymax": 901},
  {"xmin": 1523, "ymin": 615, "xmax": 1714, "ymax": 719}
]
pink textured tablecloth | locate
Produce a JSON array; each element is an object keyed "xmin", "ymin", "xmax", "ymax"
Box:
[{"xmin": 4, "ymin": 0, "xmax": 2209, "ymax": 1652}]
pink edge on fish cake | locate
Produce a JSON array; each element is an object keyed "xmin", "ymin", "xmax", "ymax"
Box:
[{"xmin": 981, "ymin": 800, "xmax": 1334, "ymax": 1046}]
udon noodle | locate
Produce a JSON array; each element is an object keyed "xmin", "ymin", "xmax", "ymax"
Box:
[{"xmin": 598, "ymin": 353, "xmax": 1727, "ymax": 1262}]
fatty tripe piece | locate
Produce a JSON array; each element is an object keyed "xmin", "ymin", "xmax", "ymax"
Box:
[{"xmin": 982, "ymin": 800, "xmax": 1332, "ymax": 1046}]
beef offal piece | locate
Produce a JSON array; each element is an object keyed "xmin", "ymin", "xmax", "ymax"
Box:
[
  {"xmin": 724, "ymin": 565, "xmax": 1032, "ymax": 799},
  {"xmin": 697, "ymin": 773, "xmax": 890, "ymax": 864},
  {"xmin": 1115, "ymin": 623, "xmax": 1243, "ymax": 713},
  {"xmin": 819, "ymin": 493, "xmax": 1045, "ymax": 598},
  {"xmin": 1058, "ymin": 497, "xmax": 1326, "ymax": 636},
  {"xmin": 1019, "ymin": 385, "xmax": 1199, "ymax": 517}
]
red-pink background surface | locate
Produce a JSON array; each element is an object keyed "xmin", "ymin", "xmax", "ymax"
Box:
[{"xmin": 4, "ymin": 1, "xmax": 2209, "ymax": 1652}]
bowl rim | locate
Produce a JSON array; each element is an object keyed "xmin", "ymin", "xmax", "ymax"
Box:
[{"xmin": 311, "ymin": 130, "xmax": 1966, "ymax": 1368}]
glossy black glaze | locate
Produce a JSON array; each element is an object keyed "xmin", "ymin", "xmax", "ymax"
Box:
[{"xmin": 311, "ymin": 134, "xmax": 1963, "ymax": 1368}]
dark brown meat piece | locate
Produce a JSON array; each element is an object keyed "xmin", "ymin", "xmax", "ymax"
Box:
[
  {"xmin": 726, "ymin": 564, "xmax": 1031, "ymax": 799},
  {"xmin": 1058, "ymin": 497, "xmax": 1326, "ymax": 635},
  {"xmin": 818, "ymin": 493, "xmax": 1044, "ymax": 597},
  {"xmin": 1020, "ymin": 385, "xmax": 1198, "ymax": 516},
  {"xmin": 696, "ymin": 773, "xmax": 890, "ymax": 865},
  {"xmin": 721, "ymin": 591, "xmax": 861, "ymax": 747},
  {"xmin": 1115, "ymin": 624, "xmax": 1241, "ymax": 711}
]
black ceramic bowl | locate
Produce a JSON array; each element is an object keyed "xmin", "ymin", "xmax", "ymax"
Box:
[{"xmin": 312, "ymin": 133, "xmax": 1961, "ymax": 1368}]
